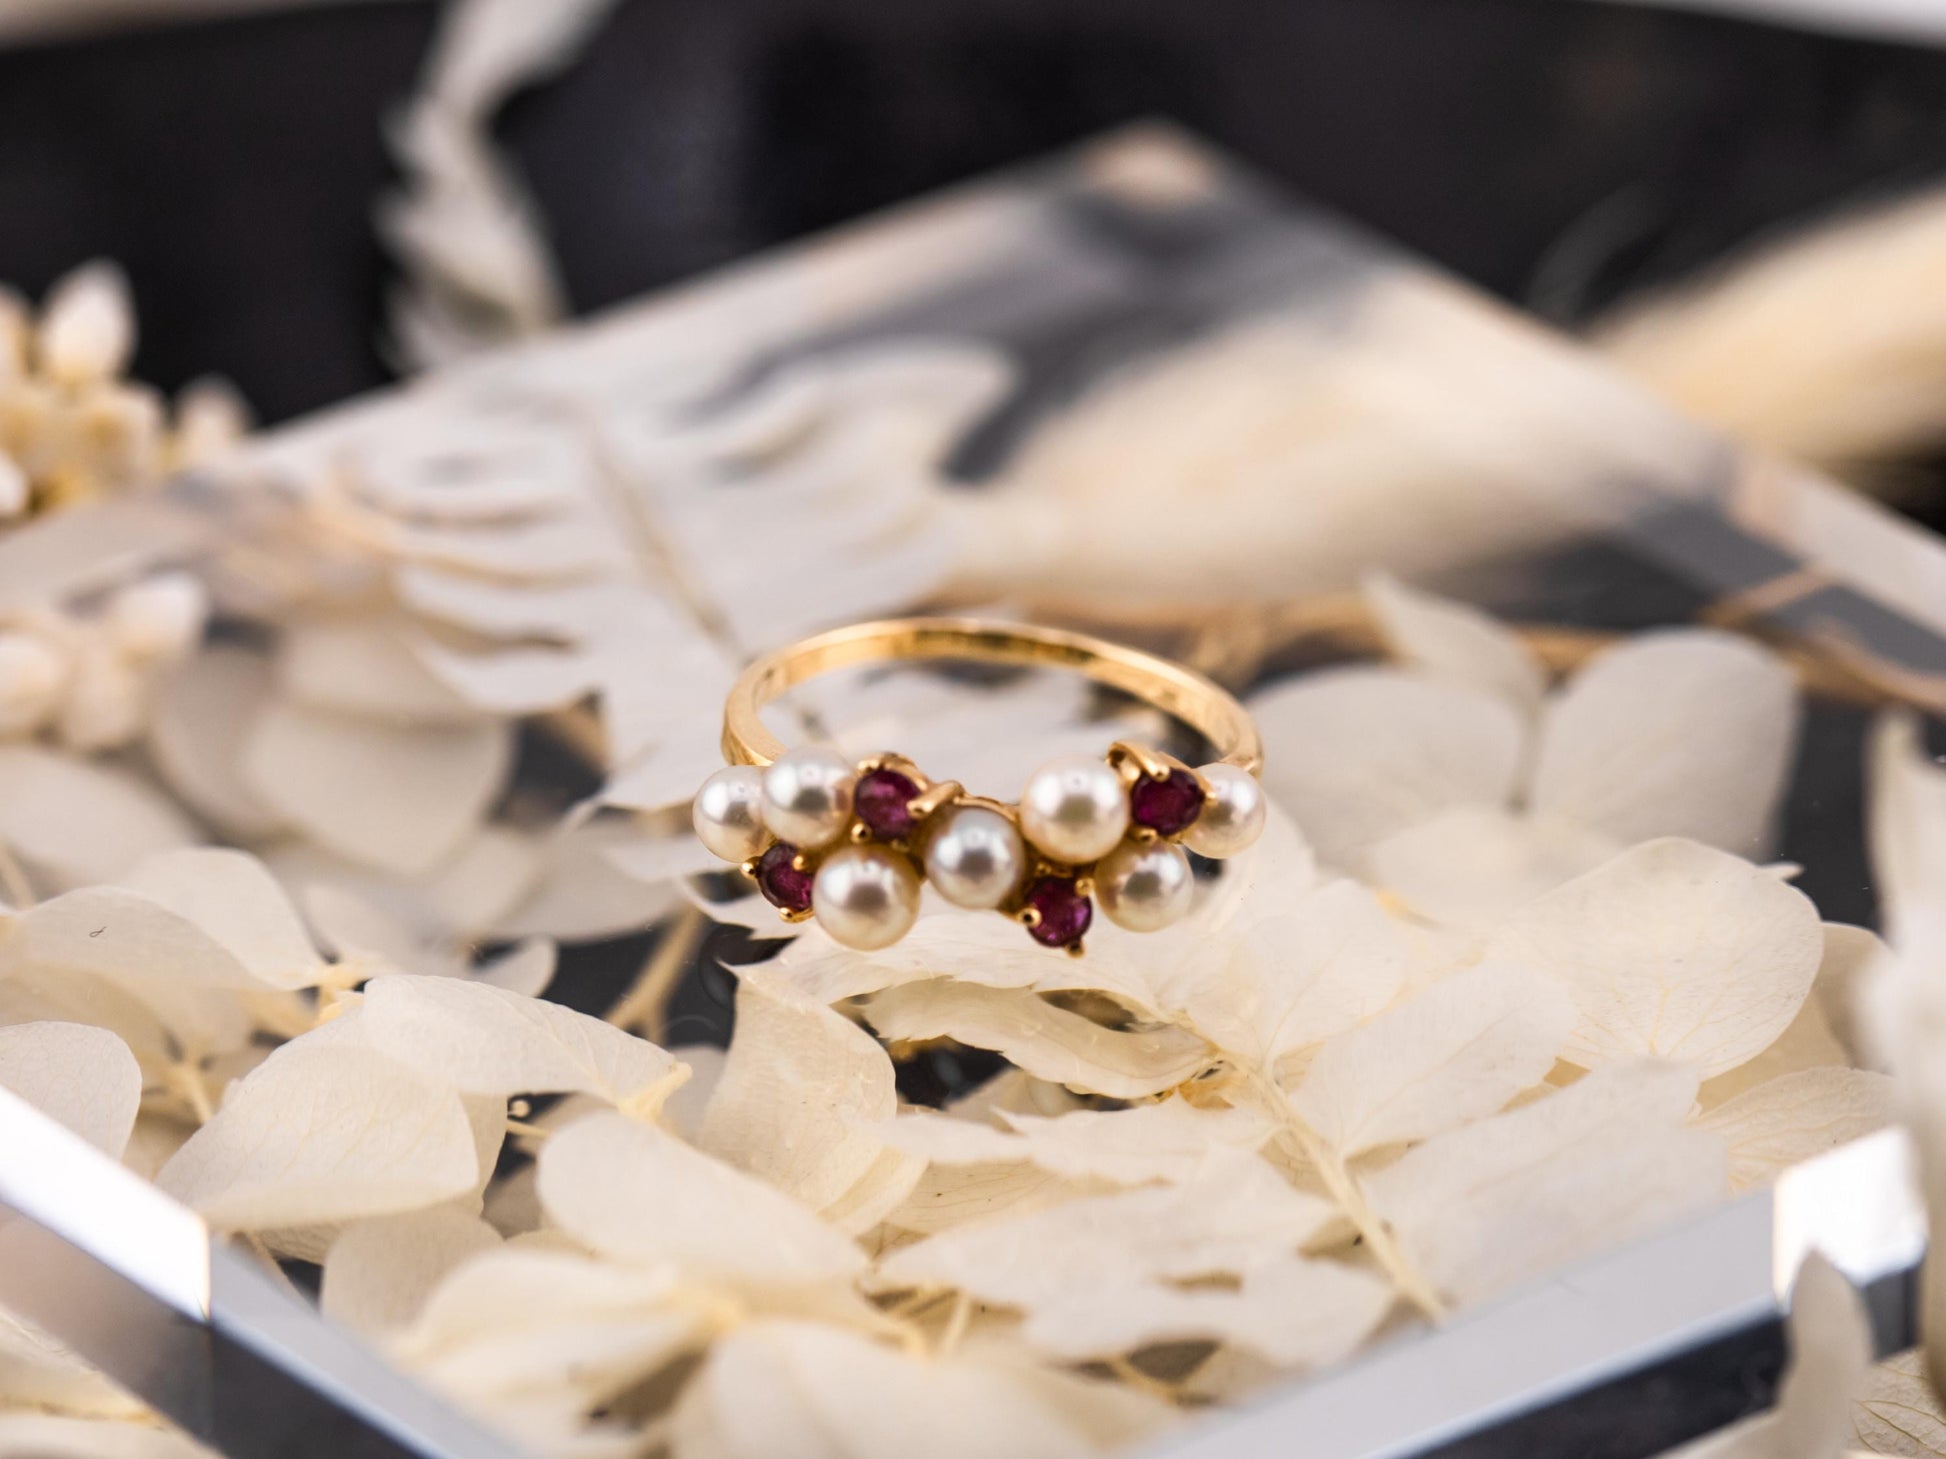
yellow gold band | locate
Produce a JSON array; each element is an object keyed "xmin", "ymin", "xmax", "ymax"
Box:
[{"xmin": 722, "ymin": 616, "xmax": 1264, "ymax": 775}]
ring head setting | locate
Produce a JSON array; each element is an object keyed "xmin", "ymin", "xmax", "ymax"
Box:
[{"xmin": 701, "ymin": 741, "xmax": 1261, "ymax": 955}]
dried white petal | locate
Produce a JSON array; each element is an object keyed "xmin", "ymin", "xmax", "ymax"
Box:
[
  {"xmin": 277, "ymin": 619, "xmax": 485, "ymax": 724},
  {"xmin": 0, "ymin": 1021, "xmax": 140, "ymax": 1156},
  {"xmin": 0, "ymin": 746, "xmax": 192, "ymax": 892},
  {"xmin": 1529, "ymin": 630, "xmax": 1798, "ymax": 859},
  {"xmin": 1697, "ymin": 1068, "xmax": 1896, "ymax": 1191},
  {"xmin": 864, "ymin": 981, "xmax": 1212, "ymax": 1100},
  {"xmin": 358, "ymin": 974, "xmax": 687, "ymax": 1116},
  {"xmin": 1853, "ymin": 1349, "xmax": 1946, "ymax": 1454},
  {"xmin": 0, "ymin": 1414, "xmax": 215, "ymax": 1459},
  {"xmin": 322, "ymin": 1206, "xmax": 502, "ymax": 1337},
  {"xmin": 1365, "ymin": 573, "xmax": 1546, "ymax": 713},
  {"xmin": 147, "ymin": 645, "xmax": 286, "ymax": 840},
  {"xmin": 118, "ymin": 847, "xmax": 328, "ymax": 989},
  {"xmin": 878, "ymin": 1098, "xmax": 1270, "ymax": 1186},
  {"xmin": 1364, "ymin": 1063, "xmax": 1726, "ymax": 1304},
  {"xmin": 1485, "ymin": 838, "xmax": 1822, "ymax": 1078},
  {"xmin": 1149, "ymin": 879, "xmax": 1409, "ymax": 1072},
  {"xmin": 699, "ymin": 979, "xmax": 917, "ymax": 1219},
  {"xmin": 1250, "ymin": 666, "xmax": 1525, "ymax": 873},
  {"xmin": 1368, "ymin": 805, "xmax": 1623, "ymax": 935},
  {"xmin": 241, "ymin": 698, "xmax": 512, "ymax": 876},
  {"xmin": 669, "ymin": 1319, "xmax": 1134, "ymax": 1459},
  {"xmin": 877, "ymin": 1153, "xmax": 1333, "ymax": 1303},
  {"xmin": 1023, "ymin": 1255, "xmax": 1392, "ymax": 1366},
  {"xmin": 538, "ymin": 1111, "xmax": 866, "ymax": 1286},
  {"xmin": 159, "ymin": 1042, "xmax": 481, "ymax": 1230},
  {"xmin": 1291, "ymin": 962, "xmax": 1576, "ymax": 1156}
]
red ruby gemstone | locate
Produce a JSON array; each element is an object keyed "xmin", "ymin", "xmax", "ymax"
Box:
[
  {"xmin": 1023, "ymin": 876, "xmax": 1092, "ymax": 948},
  {"xmin": 1130, "ymin": 768, "xmax": 1206, "ymax": 837},
  {"xmin": 855, "ymin": 767, "xmax": 921, "ymax": 840},
  {"xmin": 755, "ymin": 843, "xmax": 814, "ymax": 912}
]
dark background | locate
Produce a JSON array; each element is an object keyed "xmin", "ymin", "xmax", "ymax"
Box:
[{"xmin": 2, "ymin": 0, "xmax": 1945, "ymax": 425}]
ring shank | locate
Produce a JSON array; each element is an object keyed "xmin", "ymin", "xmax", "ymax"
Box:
[{"xmin": 722, "ymin": 617, "xmax": 1263, "ymax": 774}]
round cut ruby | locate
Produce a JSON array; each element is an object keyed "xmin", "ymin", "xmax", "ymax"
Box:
[
  {"xmin": 755, "ymin": 842, "xmax": 813, "ymax": 912},
  {"xmin": 855, "ymin": 767, "xmax": 921, "ymax": 840},
  {"xmin": 1130, "ymin": 768, "xmax": 1206, "ymax": 837},
  {"xmin": 1023, "ymin": 876, "xmax": 1092, "ymax": 948}
]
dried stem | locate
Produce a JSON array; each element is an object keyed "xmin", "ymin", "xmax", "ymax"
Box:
[
  {"xmin": 167, "ymin": 1058, "xmax": 215, "ymax": 1127},
  {"xmin": 606, "ymin": 908, "xmax": 709, "ymax": 1041},
  {"xmin": 1242, "ymin": 1069, "xmax": 1447, "ymax": 1323}
]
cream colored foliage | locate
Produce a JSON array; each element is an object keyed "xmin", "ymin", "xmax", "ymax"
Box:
[
  {"xmin": 1854, "ymin": 1351, "xmax": 1946, "ymax": 1456},
  {"xmin": 158, "ymin": 1041, "xmax": 482, "ymax": 1230},
  {"xmin": 321, "ymin": 1206, "xmax": 503, "ymax": 1337},
  {"xmin": 1486, "ymin": 838, "xmax": 1822, "ymax": 1078},
  {"xmin": 357, "ymin": 973, "xmax": 685, "ymax": 1116},
  {"xmin": 0, "ymin": 743, "xmax": 195, "ymax": 891},
  {"xmin": 1368, "ymin": 805, "xmax": 1623, "ymax": 936},
  {"xmin": 1290, "ymin": 962, "xmax": 1576, "ymax": 1157},
  {"xmin": 876, "ymin": 1098, "xmax": 1270, "ymax": 1186},
  {"xmin": 669, "ymin": 1319, "xmax": 1160, "ymax": 1459},
  {"xmin": 241, "ymin": 698, "xmax": 512, "ymax": 876},
  {"xmin": 863, "ymin": 981, "xmax": 1211, "ymax": 1100},
  {"xmin": 1144, "ymin": 878, "xmax": 1409, "ymax": 1073},
  {"xmin": 698, "ymin": 980, "xmax": 919, "ymax": 1226},
  {"xmin": 1365, "ymin": 571, "xmax": 1546, "ymax": 713},
  {"xmin": 118, "ymin": 848, "xmax": 330, "ymax": 990},
  {"xmin": 876, "ymin": 1153, "xmax": 1333, "ymax": 1311},
  {"xmin": 1697, "ymin": 1068, "xmax": 1896, "ymax": 1192},
  {"xmin": 0, "ymin": 1415, "xmax": 216, "ymax": 1459},
  {"xmin": 0, "ymin": 1021, "xmax": 140, "ymax": 1156},
  {"xmin": 1021, "ymin": 1255, "xmax": 1393, "ymax": 1368},
  {"xmin": 1364, "ymin": 1063, "xmax": 1727, "ymax": 1304},
  {"xmin": 1528, "ymin": 630, "xmax": 1797, "ymax": 859},
  {"xmin": 537, "ymin": 1111, "xmax": 867, "ymax": 1287},
  {"xmin": 1250, "ymin": 666, "xmax": 1526, "ymax": 872}
]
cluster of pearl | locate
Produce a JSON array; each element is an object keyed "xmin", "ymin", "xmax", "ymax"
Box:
[{"xmin": 692, "ymin": 741, "xmax": 1266, "ymax": 955}]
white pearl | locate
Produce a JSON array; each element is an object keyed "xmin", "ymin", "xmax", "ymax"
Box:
[
  {"xmin": 813, "ymin": 845, "xmax": 920, "ymax": 950},
  {"xmin": 925, "ymin": 806, "xmax": 1025, "ymax": 910},
  {"xmin": 692, "ymin": 765, "xmax": 769, "ymax": 863},
  {"xmin": 1096, "ymin": 840, "xmax": 1193, "ymax": 932},
  {"xmin": 761, "ymin": 747, "xmax": 856, "ymax": 848},
  {"xmin": 1183, "ymin": 763, "xmax": 1266, "ymax": 858},
  {"xmin": 1019, "ymin": 754, "xmax": 1129, "ymax": 865}
]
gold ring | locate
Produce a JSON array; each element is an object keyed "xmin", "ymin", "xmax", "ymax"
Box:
[{"xmin": 692, "ymin": 617, "xmax": 1267, "ymax": 955}]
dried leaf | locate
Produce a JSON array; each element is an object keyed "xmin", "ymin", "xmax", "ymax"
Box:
[
  {"xmin": 358, "ymin": 974, "xmax": 687, "ymax": 1117},
  {"xmin": 147, "ymin": 645, "xmax": 286, "ymax": 839},
  {"xmin": 1528, "ymin": 630, "xmax": 1798, "ymax": 859},
  {"xmin": 241, "ymin": 698, "xmax": 512, "ymax": 876},
  {"xmin": 1250, "ymin": 666, "xmax": 1526, "ymax": 873},
  {"xmin": 881, "ymin": 1162, "xmax": 1093, "ymax": 1237},
  {"xmin": 321, "ymin": 1206, "xmax": 503, "ymax": 1337},
  {"xmin": 876, "ymin": 1153, "xmax": 1333, "ymax": 1305},
  {"xmin": 277, "ymin": 618, "xmax": 487, "ymax": 724},
  {"xmin": 0, "ymin": 1021, "xmax": 140, "ymax": 1156},
  {"xmin": 877, "ymin": 1098, "xmax": 1270, "ymax": 1186},
  {"xmin": 158, "ymin": 1041, "xmax": 481, "ymax": 1230},
  {"xmin": 1364, "ymin": 1062, "xmax": 1726, "ymax": 1304},
  {"xmin": 1365, "ymin": 573, "xmax": 1545, "ymax": 713},
  {"xmin": 669, "ymin": 1319, "xmax": 1139, "ymax": 1459},
  {"xmin": 1854, "ymin": 1350, "xmax": 1946, "ymax": 1456},
  {"xmin": 1022, "ymin": 1254, "xmax": 1393, "ymax": 1367},
  {"xmin": 1485, "ymin": 839, "xmax": 1823, "ymax": 1078},
  {"xmin": 1290, "ymin": 962, "xmax": 1576, "ymax": 1156},
  {"xmin": 118, "ymin": 848, "xmax": 328, "ymax": 990},
  {"xmin": 1368, "ymin": 805, "xmax": 1623, "ymax": 935},
  {"xmin": 863, "ymin": 982, "xmax": 1211, "ymax": 1100},
  {"xmin": 0, "ymin": 1414, "xmax": 215, "ymax": 1459},
  {"xmin": 0, "ymin": 744, "xmax": 196, "ymax": 891},
  {"xmin": 1147, "ymin": 879, "xmax": 1409, "ymax": 1073},
  {"xmin": 698, "ymin": 980, "xmax": 918, "ymax": 1220},
  {"xmin": 1697, "ymin": 1068, "xmax": 1896, "ymax": 1191},
  {"xmin": 537, "ymin": 1111, "xmax": 866, "ymax": 1287}
]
